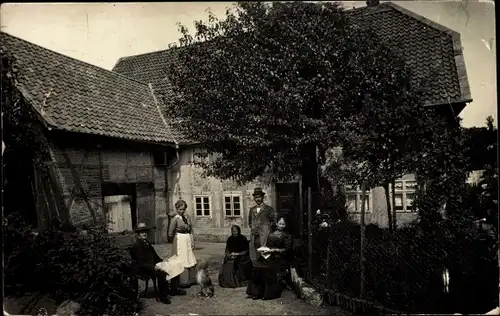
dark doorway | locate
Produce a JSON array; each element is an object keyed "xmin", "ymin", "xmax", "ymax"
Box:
[{"xmin": 276, "ymin": 183, "xmax": 301, "ymax": 237}]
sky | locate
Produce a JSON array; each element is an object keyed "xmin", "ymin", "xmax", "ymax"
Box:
[{"xmin": 1, "ymin": 1, "xmax": 496, "ymax": 128}]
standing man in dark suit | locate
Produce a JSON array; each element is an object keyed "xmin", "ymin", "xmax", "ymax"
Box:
[
  {"xmin": 129, "ymin": 223, "xmax": 186, "ymax": 305},
  {"xmin": 248, "ymin": 188, "xmax": 277, "ymax": 262}
]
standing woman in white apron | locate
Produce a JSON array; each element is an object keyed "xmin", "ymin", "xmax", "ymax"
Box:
[{"xmin": 168, "ymin": 199, "xmax": 198, "ymax": 288}]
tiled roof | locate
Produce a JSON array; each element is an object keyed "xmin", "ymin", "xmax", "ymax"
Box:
[
  {"xmin": 1, "ymin": 32, "xmax": 188, "ymax": 145},
  {"xmin": 112, "ymin": 2, "xmax": 472, "ymax": 107},
  {"xmin": 347, "ymin": 3, "xmax": 472, "ymax": 106}
]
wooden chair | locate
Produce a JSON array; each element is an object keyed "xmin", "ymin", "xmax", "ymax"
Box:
[
  {"xmin": 137, "ymin": 273, "xmax": 159, "ymax": 302},
  {"xmin": 127, "ymin": 246, "xmax": 160, "ymax": 302}
]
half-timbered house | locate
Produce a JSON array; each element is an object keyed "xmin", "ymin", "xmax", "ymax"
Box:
[{"xmin": 1, "ymin": 32, "xmax": 188, "ymax": 243}]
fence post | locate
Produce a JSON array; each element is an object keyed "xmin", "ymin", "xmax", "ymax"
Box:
[
  {"xmin": 326, "ymin": 237, "xmax": 331, "ymax": 288},
  {"xmin": 307, "ymin": 187, "xmax": 313, "ymax": 281},
  {"xmin": 360, "ymin": 182, "xmax": 367, "ymax": 298}
]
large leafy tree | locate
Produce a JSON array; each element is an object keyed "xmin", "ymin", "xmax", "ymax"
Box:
[{"xmin": 166, "ymin": 1, "xmax": 429, "ymax": 188}]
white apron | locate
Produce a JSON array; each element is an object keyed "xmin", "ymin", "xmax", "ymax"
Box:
[{"xmin": 173, "ymin": 232, "xmax": 197, "ymax": 268}]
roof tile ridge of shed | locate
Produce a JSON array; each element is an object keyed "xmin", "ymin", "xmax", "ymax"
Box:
[
  {"xmin": 1, "ymin": 31, "xmax": 151, "ymax": 89},
  {"xmin": 385, "ymin": 2, "xmax": 461, "ymax": 38},
  {"xmin": 112, "ymin": 45, "xmax": 182, "ymax": 70}
]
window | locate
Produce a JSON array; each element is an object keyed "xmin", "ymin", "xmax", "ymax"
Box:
[
  {"xmin": 192, "ymin": 148, "xmax": 209, "ymax": 164},
  {"xmin": 391, "ymin": 180, "xmax": 417, "ymax": 212},
  {"xmin": 344, "ymin": 185, "xmax": 372, "ymax": 212},
  {"xmin": 194, "ymin": 195, "xmax": 211, "ymax": 216},
  {"xmin": 152, "ymin": 151, "xmax": 167, "ymax": 166},
  {"xmin": 192, "ymin": 148, "xmax": 218, "ymax": 165},
  {"xmin": 224, "ymin": 194, "xmax": 242, "ymax": 216}
]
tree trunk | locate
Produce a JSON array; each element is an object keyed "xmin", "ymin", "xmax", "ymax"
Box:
[
  {"xmin": 391, "ymin": 179, "xmax": 397, "ymax": 230},
  {"xmin": 383, "ymin": 182, "xmax": 393, "ymax": 232},
  {"xmin": 359, "ymin": 181, "xmax": 367, "ymax": 298}
]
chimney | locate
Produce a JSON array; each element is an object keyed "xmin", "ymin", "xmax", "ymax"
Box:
[{"xmin": 366, "ymin": 0, "xmax": 380, "ymax": 7}]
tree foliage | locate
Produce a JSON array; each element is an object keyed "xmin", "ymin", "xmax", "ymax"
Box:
[
  {"xmin": 463, "ymin": 115, "xmax": 497, "ymax": 171},
  {"xmin": 1, "ymin": 49, "xmax": 42, "ymax": 224},
  {"xmin": 167, "ymin": 1, "xmax": 431, "ymax": 185}
]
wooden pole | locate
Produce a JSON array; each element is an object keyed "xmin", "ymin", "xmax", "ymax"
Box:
[
  {"xmin": 360, "ymin": 182, "xmax": 367, "ymax": 298},
  {"xmin": 326, "ymin": 238, "xmax": 331, "ymax": 287},
  {"xmin": 307, "ymin": 187, "xmax": 313, "ymax": 281}
]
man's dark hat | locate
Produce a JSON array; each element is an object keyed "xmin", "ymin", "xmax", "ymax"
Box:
[
  {"xmin": 135, "ymin": 222, "xmax": 156, "ymax": 233},
  {"xmin": 253, "ymin": 187, "xmax": 266, "ymax": 196}
]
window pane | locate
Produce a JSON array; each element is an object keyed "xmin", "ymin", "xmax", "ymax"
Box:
[
  {"xmin": 233, "ymin": 196, "xmax": 240, "ymax": 203},
  {"xmin": 346, "ymin": 194, "xmax": 357, "ymax": 211},
  {"xmin": 405, "ymin": 181, "xmax": 417, "ymax": 191},
  {"xmin": 394, "ymin": 194, "xmax": 403, "ymax": 211},
  {"xmin": 195, "ymin": 197, "xmax": 202, "ymax": 204},
  {"xmin": 196, "ymin": 203, "xmax": 202, "ymax": 210},
  {"xmin": 233, "ymin": 202, "xmax": 241, "ymax": 210},
  {"xmin": 225, "ymin": 196, "xmax": 231, "ymax": 203},
  {"xmin": 356, "ymin": 194, "xmax": 369, "ymax": 212},
  {"xmin": 225, "ymin": 209, "xmax": 232, "ymax": 216},
  {"xmin": 204, "ymin": 209, "xmax": 210, "ymax": 216},
  {"xmin": 359, "ymin": 194, "xmax": 369, "ymax": 211},
  {"xmin": 233, "ymin": 209, "xmax": 241, "ymax": 216},
  {"xmin": 204, "ymin": 203, "xmax": 210, "ymax": 210},
  {"xmin": 225, "ymin": 203, "xmax": 232, "ymax": 210},
  {"xmin": 394, "ymin": 182, "xmax": 403, "ymax": 190},
  {"xmin": 406, "ymin": 193, "xmax": 415, "ymax": 211},
  {"xmin": 203, "ymin": 197, "xmax": 210, "ymax": 204},
  {"xmin": 196, "ymin": 209, "xmax": 202, "ymax": 216}
]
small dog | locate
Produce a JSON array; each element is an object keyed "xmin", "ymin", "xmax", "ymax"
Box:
[{"xmin": 196, "ymin": 260, "xmax": 214, "ymax": 298}]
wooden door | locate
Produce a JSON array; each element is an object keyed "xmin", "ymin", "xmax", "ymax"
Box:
[
  {"xmin": 104, "ymin": 195, "xmax": 133, "ymax": 233},
  {"xmin": 276, "ymin": 183, "xmax": 301, "ymax": 237},
  {"xmin": 136, "ymin": 182, "xmax": 155, "ymax": 243}
]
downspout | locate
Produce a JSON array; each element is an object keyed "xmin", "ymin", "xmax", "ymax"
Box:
[{"xmin": 149, "ymin": 83, "xmax": 181, "ymax": 242}]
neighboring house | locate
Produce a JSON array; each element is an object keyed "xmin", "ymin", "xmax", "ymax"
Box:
[
  {"xmin": 112, "ymin": 2, "xmax": 472, "ymax": 231},
  {"xmin": 1, "ymin": 32, "xmax": 189, "ymax": 243}
]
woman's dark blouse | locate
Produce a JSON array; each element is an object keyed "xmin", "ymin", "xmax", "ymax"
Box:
[
  {"xmin": 260, "ymin": 230, "xmax": 293, "ymax": 270},
  {"xmin": 226, "ymin": 235, "xmax": 249, "ymax": 254}
]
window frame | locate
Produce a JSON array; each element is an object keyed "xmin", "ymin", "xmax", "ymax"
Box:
[
  {"xmin": 193, "ymin": 195, "xmax": 212, "ymax": 217},
  {"xmin": 391, "ymin": 179, "xmax": 417, "ymax": 213},
  {"xmin": 344, "ymin": 185, "xmax": 373, "ymax": 213},
  {"xmin": 223, "ymin": 193, "xmax": 243, "ymax": 217},
  {"xmin": 192, "ymin": 147, "xmax": 218, "ymax": 165}
]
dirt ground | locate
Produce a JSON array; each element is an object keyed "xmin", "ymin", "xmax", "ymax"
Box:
[{"xmin": 140, "ymin": 242, "xmax": 352, "ymax": 315}]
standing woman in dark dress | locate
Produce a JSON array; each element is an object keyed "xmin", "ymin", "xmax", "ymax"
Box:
[
  {"xmin": 219, "ymin": 225, "xmax": 253, "ymax": 288},
  {"xmin": 246, "ymin": 217, "xmax": 293, "ymax": 300}
]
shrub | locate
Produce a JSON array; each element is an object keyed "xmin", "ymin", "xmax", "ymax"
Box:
[
  {"xmin": 3, "ymin": 212, "xmax": 38, "ymax": 294},
  {"xmin": 4, "ymin": 214, "xmax": 141, "ymax": 316}
]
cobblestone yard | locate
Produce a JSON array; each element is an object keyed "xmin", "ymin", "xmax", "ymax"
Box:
[{"xmin": 139, "ymin": 242, "xmax": 352, "ymax": 315}]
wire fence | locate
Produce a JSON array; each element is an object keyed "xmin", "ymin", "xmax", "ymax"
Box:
[{"xmin": 303, "ymin": 188, "xmax": 499, "ymax": 314}]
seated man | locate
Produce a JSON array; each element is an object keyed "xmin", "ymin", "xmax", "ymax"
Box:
[{"xmin": 130, "ymin": 222, "xmax": 186, "ymax": 304}]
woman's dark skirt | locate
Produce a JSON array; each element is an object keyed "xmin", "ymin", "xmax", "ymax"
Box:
[
  {"xmin": 219, "ymin": 255, "xmax": 253, "ymax": 288},
  {"xmin": 246, "ymin": 260, "xmax": 286, "ymax": 300}
]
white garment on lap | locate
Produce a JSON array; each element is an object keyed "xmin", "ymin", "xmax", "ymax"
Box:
[
  {"xmin": 176, "ymin": 232, "xmax": 197, "ymax": 268},
  {"xmin": 155, "ymin": 255, "xmax": 185, "ymax": 281}
]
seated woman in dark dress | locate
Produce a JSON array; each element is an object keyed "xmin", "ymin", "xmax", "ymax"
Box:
[
  {"xmin": 246, "ymin": 217, "xmax": 293, "ymax": 300},
  {"xmin": 219, "ymin": 225, "xmax": 253, "ymax": 288}
]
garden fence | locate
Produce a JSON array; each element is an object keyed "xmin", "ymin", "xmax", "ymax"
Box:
[{"xmin": 302, "ymin": 187, "xmax": 498, "ymax": 314}]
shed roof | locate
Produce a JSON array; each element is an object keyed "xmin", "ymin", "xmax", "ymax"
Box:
[{"xmin": 1, "ymin": 32, "xmax": 188, "ymax": 145}]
